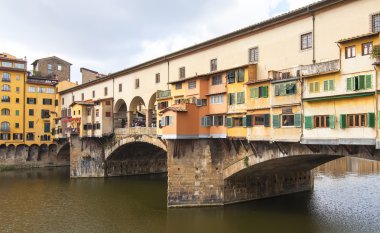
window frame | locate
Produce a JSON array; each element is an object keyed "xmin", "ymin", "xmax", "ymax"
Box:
[
  {"xmin": 301, "ymin": 32, "xmax": 313, "ymax": 50},
  {"xmin": 179, "ymin": 67, "xmax": 186, "ymax": 79},
  {"xmin": 345, "ymin": 46, "xmax": 356, "ymax": 59},
  {"xmin": 249, "ymin": 47, "xmax": 259, "ymax": 63},
  {"xmin": 188, "ymin": 80, "xmax": 196, "ymax": 89},
  {"xmin": 281, "ymin": 114, "xmax": 295, "ymax": 127},
  {"xmin": 210, "ymin": 59, "xmax": 217, "ymax": 72},
  {"xmin": 314, "ymin": 115, "xmax": 330, "ymax": 128},
  {"xmin": 347, "ymin": 113, "xmax": 366, "ymax": 127},
  {"xmin": 372, "ymin": 13, "xmax": 380, "ymax": 33},
  {"xmin": 362, "ymin": 42, "xmax": 373, "ymax": 56}
]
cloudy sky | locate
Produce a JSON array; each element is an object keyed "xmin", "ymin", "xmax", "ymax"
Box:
[{"xmin": 2, "ymin": 0, "xmax": 317, "ymax": 84}]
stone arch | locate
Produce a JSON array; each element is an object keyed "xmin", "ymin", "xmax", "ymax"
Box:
[
  {"xmin": 38, "ymin": 144, "xmax": 49, "ymax": 161},
  {"xmin": 104, "ymin": 135, "xmax": 167, "ymax": 176},
  {"xmin": 6, "ymin": 144, "xmax": 15, "ymax": 159},
  {"xmin": 147, "ymin": 93, "xmax": 157, "ymax": 127},
  {"xmin": 27, "ymin": 144, "xmax": 39, "ymax": 161},
  {"xmin": 57, "ymin": 143, "xmax": 70, "ymax": 161},
  {"xmin": 0, "ymin": 144, "xmax": 6, "ymax": 160},
  {"xmin": 129, "ymin": 96, "xmax": 147, "ymax": 127},
  {"xmin": 15, "ymin": 144, "xmax": 27, "ymax": 160},
  {"xmin": 114, "ymin": 99, "xmax": 128, "ymax": 128},
  {"xmin": 48, "ymin": 144, "xmax": 58, "ymax": 161}
]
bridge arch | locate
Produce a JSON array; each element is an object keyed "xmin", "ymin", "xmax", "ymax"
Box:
[{"xmin": 104, "ymin": 135, "xmax": 167, "ymax": 176}]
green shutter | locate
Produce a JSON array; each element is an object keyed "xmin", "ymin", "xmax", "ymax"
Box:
[
  {"xmin": 262, "ymin": 86, "xmax": 268, "ymax": 98},
  {"xmin": 295, "ymin": 113, "xmax": 302, "ymax": 128},
  {"xmin": 305, "ymin": 116, "xmax": 313, "ymax": 129},
  {"xmin": 242, "ymin": 116, "xmax": 247, "ymax": 127},
  {"xmin": 365, "ymin": 75, "xmax": 372, "ymax": 89},
  {"xmin": 241, "ymin": 92, "xmax": 245, "ymax": 104},
  {"xmin": 340, "ymin": 114, "xmax": 347, "ymax": 129},
  {"xmin": 226, "ymin": 118, "xmax": 233, "ymax": 128},
  {"xmin": 329, "ymin": 80, "xmax": 335, "ymax": 91},
  {"xmin": 253, "ymin": 88, "xmax": 259, "ymax": 98},
  {"xmin": 347, "ymin": 77, "xmax": 353, "ymax": 91},
  {"xmin": 329, "ymin": 115, "xmax": 335, "ymax": 129},
  {"xmin": 227, "ymin": 94, "xmax": 231, "ymax": 105},
  {"xmin": 309, "ymin": 82, "xmax": 314, "ymax": 93},
  {"xmin": 273, "ymin": 115, "xmax": 280, "ymax": 128},
  {"xmin": 358, "ymin": 75, "xmax": 365, "ymax": 90},
  {"xmin": 324, "ymin": 80, "xmax": 328, "ymax": 91},
  {"xmin": 367, "ymin": 112, "xmax": 375, "ymax": 128},
  {"xmin": 238, "ymin": 68, "xmax": 245, "ymax": 82},
  {"xmin": 315, "ymin": 82, "xmax": 320, "ymax": 92},
  {"xmin": 161, "ymin": 117, "xmax": 166, "ymax": 126},
  {"xmin": 44, "ymin": 123, "xmax": 50, "ymax": 133},
  {"xmin": 264, "ymin": 114, "xmax": 270, "ymax": 127},
  {"xmin": 246, "ymin": 115, "xmax": 253, "ymax": 127},
  {"xmin": 279, "ymin": 84, "xmax": 286, "ymax": 96},
  {"xmin": 250, "ymin": 88, "xmax": 255, "ymax": 98},
  {"xmin": 231, "ymin": 93, "xmax": 235, "ymax": 105},
  {"xmin": 275, "ymin": 85, "xmax": 280, "ymax": 96}
]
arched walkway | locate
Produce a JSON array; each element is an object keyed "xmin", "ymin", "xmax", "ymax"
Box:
[
  {"xmin": 147, "ymin": 93, "xmax": 157, "ymax": 127},
  {"xmin": 114, "ymin": 99, "xmax": 128, "ymax": 128},
  {"xmin": 129, "ymin": 96, "xmax": 147, "ymax": 127}
]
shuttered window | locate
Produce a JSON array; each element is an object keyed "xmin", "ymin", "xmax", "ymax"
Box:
[
  {"xmin": 226, "ymin": 118, "xmax": 233, "ymax": 128},
  {"xmin": 237, "ymin": 92, "xmax": 245, "ymax": 104},
  {"xmin": 237, "ymin": 68, "xmax": 245, "ymax": 82},
  {"xmin": 227, "ymin": 71, "xmax": 235, "ymax": 83},
  {"xmin": 309, "ymin": 82, "xmax": 320, "ymax": 93},
  {"xmin": 323, "ymin": 80, "xmax": 334, "ymax": 91},
  {"xmin": 228, "ymin": 93, "xmax": 235, "ymax": 105},
  {"xmin": 250, "ymin": 86, "xmax": 268, "ymax": 98},
  {"xmin": 246, "ymin": 115, "xmax": 253, "ymax": 127},
  {"xmin": 201, "ymin": 116, "xmax": 212, "ymax": 127},
  {"xmin": 273, "ymin": 115, "xmax": 280, "ymax": 128},
  {"xmin": 274, "ymin": 82, "xmax": 296, "ymax": 96},
  {"xmin": 347, "ymin": 75, "xmax": 372, "ymax": 91}
]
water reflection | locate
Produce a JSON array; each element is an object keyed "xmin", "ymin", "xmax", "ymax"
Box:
[{"xmin": 0, "ymin": 157, "xmax": 379, "ymax": 233}]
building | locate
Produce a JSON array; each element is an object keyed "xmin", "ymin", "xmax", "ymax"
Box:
[
  {"xmin": 31, "ymin": 56, "xmax": 71, "ymax": 82},
  {"xmin": 80, "ymin": 67, "xmax": 106, "ymax": 84},
  {"xmin": 0, "ymin": 53, "xmax": 27, "ymax": 144}
]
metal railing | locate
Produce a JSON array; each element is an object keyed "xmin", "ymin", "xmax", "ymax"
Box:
[
  {"xmin": 114, "ymin": 127, "xmax": 157, "ymax": 136},
  {"xmin": 301, "ymin": 59, "xmax": 340, "ymax": 77},
  {"xmin": 269, "ymin": 67, "xmax": 301, "ymax": 81},
  {"xmin": 156, "ymin": 90, "xmax": 171, "ymax": 99}
]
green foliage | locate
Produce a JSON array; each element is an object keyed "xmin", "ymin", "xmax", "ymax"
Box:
[{"xmin": 371, "ymin": 45, "xmax": 380, "ymax": 59}]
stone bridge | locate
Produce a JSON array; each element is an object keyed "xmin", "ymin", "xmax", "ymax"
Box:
[{"xmin": 69, "ymin": 129, "xmax": 380, "ymax": 207}]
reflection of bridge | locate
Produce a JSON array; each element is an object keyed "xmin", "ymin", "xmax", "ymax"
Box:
[{"xmin": 69, "ymin": 128, "xmax": 380, "ymax": 207}]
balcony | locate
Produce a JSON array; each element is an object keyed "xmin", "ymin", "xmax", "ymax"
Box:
[
  {"xmin": 156, "ymin": 90, "xmax": 171, "ymax": 99},
  {"xmin": 269, "ymin": 67, "xmax": 301, "ymax": 81},
  {"xmin": 301, "ymin": 59, "xmax": 340, "ymax": 77}
]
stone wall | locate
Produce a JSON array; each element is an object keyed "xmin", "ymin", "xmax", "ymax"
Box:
[{"xmin": 34, "ymin": 57, "xmax": 71, "ymax": 82}]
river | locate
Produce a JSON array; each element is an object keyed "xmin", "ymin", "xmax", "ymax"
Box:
[{"xmin": 0, "ymin": 157, "xmax": 379, "ymax": 233}]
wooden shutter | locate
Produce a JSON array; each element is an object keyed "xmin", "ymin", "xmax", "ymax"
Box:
[
  {"xmin": 242, "ymin": 116, "xmax": 247, "ymax": 127},
  {"xmin": 279, "ymin": 84, "xmax": 286, "ymax": 96},
  {"xmin": 226, "ymin": 118, "xmax": 233, "ymax": 128},
  {"xmin": 358, "ymin": 75, "xmax": 365, "ymax": 90},
  {"xmin": 246, "ymin": 115, "xmax": 253, "ymax": 127},
  {"xmin": 365, "ymin": 75, "xmax": 372, "ymax": 89},
  {"xmin": 329, "ymin": 80, "xmax": 334, "ymax": 91},
  {"xmin": 305, "ymin": 116, "xmax": 313, "ymax": 129},
  {"xmin": 236, "ymin": 93, "xmax": 241, "ymax": 104},
  {"xmin": 264, "ymin": 114, "xmax": 270, "ymax": 127},
  {"xmin": 329, "ymin": 115, "xmax": 335, "ymax": 129},
  {"xmin": 295, "ymin": 113, "xmax": 302, "ymax": 128},
  {"xmin": 262, "ymin": 86, "xmax": 268, "ymax": 98},
  {"xmin": 309, "ymin": 82, "xmax": 314, "ymax": 93},
  {"xmin": 273, "ymin": 115, "xmax": 280, "ymax": 128},
  {"xmin": 238, "ymin": 68, "xmax": 245, "ymax": 82},
  {"xmin": 323, "ymin": 80, "xmax": 328, "ymax": 91},
  {"xmin": 340, "ymin": 114, "xmax": 347, "ymax": 129},
  {"xmin": 315, "ymin": 82, "xmax": 320, "ymax": 92},
  {"xmin": 367, "ymin": 112, "xmax": 375, "ymax": 128},
  {"xmin": 346, "ymin": 77, "xmax": 353, "ymax": 91},
  {"xmin": 241, "ymin": 92, "xmax": 245, "ymax": 104}
]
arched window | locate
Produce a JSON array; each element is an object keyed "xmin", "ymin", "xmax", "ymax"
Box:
[
  {"xmin": 1, "ymin": 96, "xmax": 10, "ymax": 102},
  {"xmin": 1, "ymin": 84, "xmax": 10, "ymax": 91},
  {"xmin": 1, "ymin": 73, "xmax": 10, "ymax": 82},
  {"xmin": 1, "ymin": 108, "xmax": 10, "ymax": 115},
  {"xmin": 1, "ymin": 122, "xmax": 10, "ymax": 131}
]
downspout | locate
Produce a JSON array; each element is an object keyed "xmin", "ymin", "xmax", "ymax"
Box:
[
  {"xmin": 312, "ymin": 13, "xmax": 316, "ymax": 64},
  {"xmin": 167, "ymin": 57, "xmax": 170, "ymax": 90}
]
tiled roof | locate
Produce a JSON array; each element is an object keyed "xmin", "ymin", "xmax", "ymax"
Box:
[{"xmin": 337, "ymin": 32, "xmax": 379, "ymax": 43}]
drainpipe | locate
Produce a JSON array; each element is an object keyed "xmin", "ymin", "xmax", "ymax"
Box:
[
  {"xmin": 312, "ymin": 13, "xmax": 316, "ymax": 64},
  {"xmin": 166, "ymin": 57, "xmax": 170, "ymax": 90}
]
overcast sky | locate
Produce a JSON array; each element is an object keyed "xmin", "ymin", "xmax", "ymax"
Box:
[{"xmin": 1, "ymin": 0, "xmax": 317, "ymax": 84}]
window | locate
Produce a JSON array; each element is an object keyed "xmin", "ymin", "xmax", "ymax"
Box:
[
  {"xmin": 46, "ymin": 88, "xmax": 54, "ymax": 94},
  {"xmin": 210, "ymin": 95, "xmax": 223, "ymax": 104},
  {"xmin": 13, "ymin": 133, "xmax": 22, "ymax": 140},
  {"xmin": 188, "ymin": 80, "xmax": 196, "ymax": 89},
  {"xmin": 309, "ymin": 82, "xmax": 320, "ymax": 93},
  {"xmin": 81, "ymin": 93, "xmax": 84, "ymax": 101},
  {"xmin": 228, "ymin": 93, "xmax": 235, "ymax": 105},
  {"xmin": 15, "ymin": 110, "xmax": 19, "ymax": 116},
  {"xmin": 233, "ymin": 117, "xmax": 243, "ymax": 127},
  {"xmin": 227, "ymin": 70, "xmax": 235, "ymax": 83},
  {"xmin": 324, "ymin": 80, "xmax": 335, "ymax": 91},
  {"xmin": 347, "ymin": 114, "xmax": 366, "ymax": 127},
  {"xmin": 347, "ymin": 75, "xmax": 372, "ymax": 91},
  {"xmin": 135, "ymin": 79, "xmax": 140, "ymax": 89},
  {"xmin": 372, "ymin": 13, "xmax": 380, "ymax": 33},
  {"xmin": 15, "ymin": 123, "xmax": 19, "ymax": 128},
  {"xmin": 249, "ymin": 47, "xmax": 259, "ymax": 63},
  {"xmin": 41, "ymin": 110, "xmax": 50, "ymax": 118},
  {"xmin": 236, "ymin": 92, "xmax": 245, "ymax": 104},
  {"xmin": 345, "ymin": 46, "xmax": 356, "ymax": 59},
  {"xmin": 92, "ymin": 90, "xmax": 95, "ymax": 98},
  {"xmin": 72, "ymin": 95, "xmax": 75, "ymax": 102},
  {"xmin": 1, "ymin": 108, "xmax": 10, "ymax": 115},
  {"xmin": 43, "ymin": 99, "xmax": 52, "ymax": 105},
  {"xmin": 96, "ymin": 109, "xmax": 99, "ymax": 117},
  {"xmin": 28, "ymin": 121, "xmax": 34, "ymax": 129},
  {"xmin": 2, "ymin": 73, "xmax": 10, "ymax": 82},
  {"xmin": 250, "ymin": 86, "xmax": 268, "ymax": 98},
  {"xmin": 16, "ymin": 75, "xmax": 20, "ymax": 80},
  {"xmin": 210, "ymin": 59, "xmax": 217, "ymax": 71},
  {"xmin": 314, "ymin": 115, "xmax": 330, "ymax": 128},
  {"xmin": 362, "ymin": 42, "xmax": 373, "ymax": 56},
  {"xmin": 26, "ymin": 133, "xmax": 34, "ymax": 141},
  {"xmin": 201, "ymin": 116, "xmax": 212, "ymax": 127},
  {"xmin": 237, "ymin": 68, "xmax": 245, "ymax": 82},
  {"xmin": 105, "ymin": 101, "xmax": 111, "ymax": 105},
  {"xmin": 282, "ymin": 114, "xmax": 295, "ymax": 126},
  {"xmin": 253, "ymin": 114, "xmax": 270, "ymax": 127},
  {"xmin": 58, "ymin": 64, "xmax": 62, "ymax": 71},
  {"xmin": 161, "ymin": 116, "xmax": 174, "ymax": 127},
  {"xmin": 29, "ymin": 109, "xmax": 34, "ymax": 116},
  {"xmin": 301, "ymin": 32, "xmax": 312, "ymax": 50},
  {"xmin": 48, "ymin": 64, "xmax": 52, "ymax": 70},
  {"xmin": 254, "ymin": 115, "xmax": 265, "ymax": 126},
  {"xmin": 62, "ymin": 98, "xmax": 65, "ymax": 105},
  {"xmin": 213, "ymin": 116, "xmax": 224, "ymax": 126},
  {"xmin": 2, "ymin": 62, "xmax": 12, "ymax": 68},
  {"xmin": 14, "ymin": 63, "xmax": 25, "ymax": 69},
  {"xmin": 16, "ymin": 87, "xmax": 20, "ymax": 93},
  {"xmin": 179, "ymin": 67, "xmax": 185, "ymax": 79},
  {"xmin": 44, "ymin": 122, "xmax": 51, "ymax": 133},
  {"xmin": 274, "ymin": 82, "xmax": 297, "ymax": 96},
  {"xmin": 119, "ymin": 83, "xmax": 122, "ymax": 92},
  {"xmin": 212, "ymin": 75, "xmax": 222, "ymax": 85},
  {"xmin": 87, "ymin": 110, "xmax": 91, "ymax": 116},
  {"xmin": 175, "ymin": 83, "xmax": 182, "ymax": 90},
  {"xmin": 1, "ymin": 84, "xmax": 10, "ymax": 91},
  {"xmin": 16, "ymin": 98, "xmax": 19, "ymax": 103},
  {"xmin": 104, "ymin": 87, "xmax": 108, "ymax": 96},
  {"xmin": 78, "ymin": 110, "xmax": 81, "ymax": 115},
  {"xmin": 155, "ymin": 73, "xmax": 160, "ymax": 83},
  {"xmin": 1, "ymin": 96, "xmax": 10, "ymax": 103},
  {"xmin": 38, "ymin": 87, "xmax": 45, "ymax": 93},
  {"xmin": 157, "ymin": 101, "xmax": 168, "ymax": 110}
]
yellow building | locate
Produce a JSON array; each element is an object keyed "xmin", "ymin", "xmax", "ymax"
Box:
[{"xmin": 0, "ymin": 53, "xmax": 27, "ymax": 145}]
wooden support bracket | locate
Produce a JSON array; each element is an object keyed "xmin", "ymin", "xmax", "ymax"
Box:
[
  {"xmin": 240, "ymin": 140, "xmax": 249, "ymax": 152},
  {"xmin": 231, "ymin": 139, "xmax": 239, "ymax": 153},
  {"xmin": 249, "ymin": 141, "xmax": 260, "ymax": 158},
  {"xmin": 306, "ymin": 144, "xmax": 321, "ymax": 153},
  {"xmin": 363, "ymin": 145, "xmax": 375, "ymax": 157},
  {"xmin": 274, "ymin": 141, "xmax": 288, "ymax": 155},
  {"xmin": 327, "ymin": 145, "xmax": 338, "ymax": 153}
]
